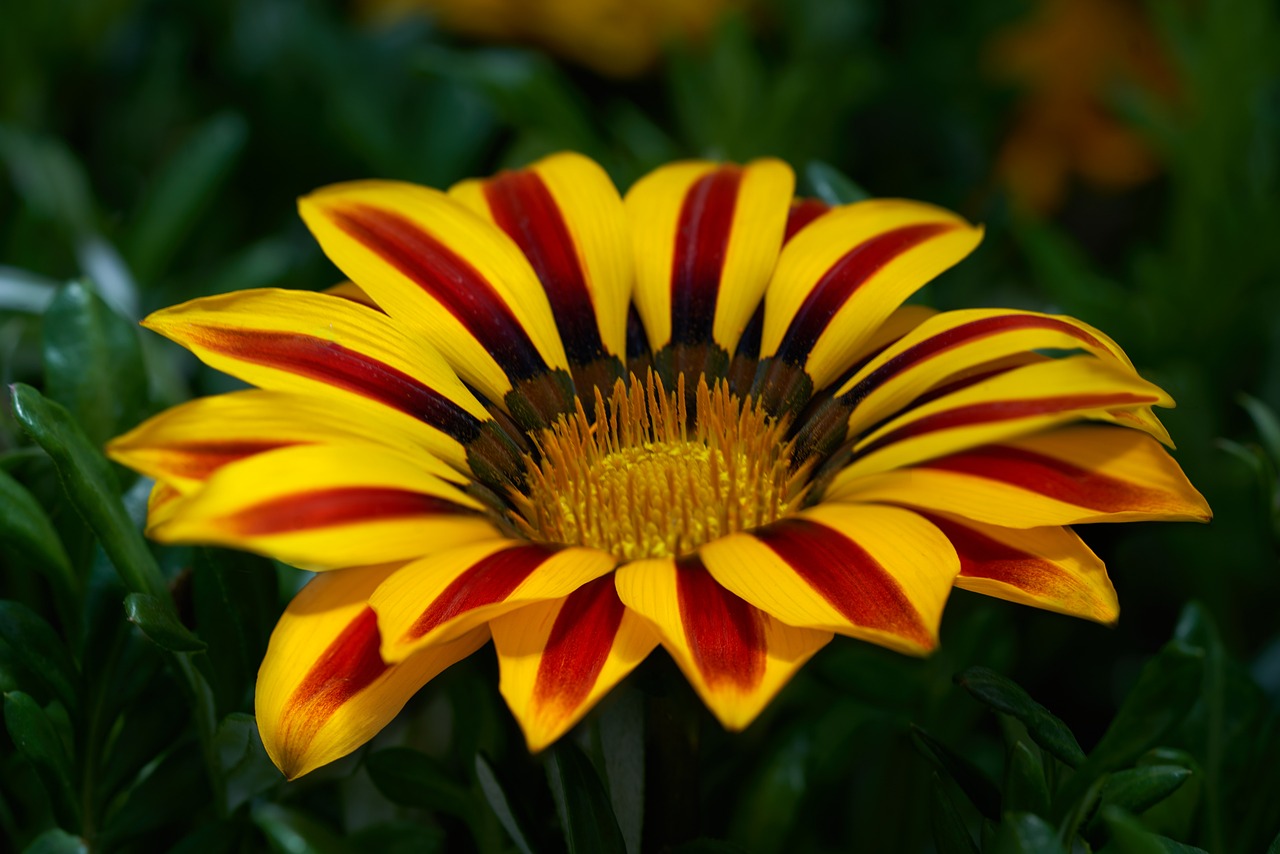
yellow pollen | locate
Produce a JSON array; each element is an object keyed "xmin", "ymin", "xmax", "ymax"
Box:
[{"xmin": 515, "ymin": 373, "xmax": 809, "ymax": 560}]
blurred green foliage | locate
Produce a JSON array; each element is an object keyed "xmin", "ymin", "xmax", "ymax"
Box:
[{"xmin": 2, "ymin": 0, "xmax": 1279, "ymax": 851}]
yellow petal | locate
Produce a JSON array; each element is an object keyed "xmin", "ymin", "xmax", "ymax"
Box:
[
  {"xmin": 373, "ymin": 543, "xmax": 619, "ymax": 662},
  {"xmin": 837, "ymin": 425, "xmax": 1210, "ymax": 527},
  {"xmin": 147, "ymin": 443, "xmax": 501, "ymax": 570},
  {"xmin": 256, "ymin": 563, "xmax": 488, "ymax": 780},
  {"xmin": 614, "ymin": 555, "xmax": 831, "ymax": 731},
  {"xmin": 698, "ymin": 503, "xmax": 958, "ymax": 655},
  {"xmin": 491, "ymin": 578, "xmax": 659, "ymax": 752}
]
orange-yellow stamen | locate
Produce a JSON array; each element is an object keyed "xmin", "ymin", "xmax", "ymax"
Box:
[{"xmin": 516, "ymin": 373, "xmax": 807, "ymax": 560}]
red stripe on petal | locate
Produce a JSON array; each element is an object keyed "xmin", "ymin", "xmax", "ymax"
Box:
[
  {"xmin": 225, "ymin": 487, "xmax": 474, "ymax": 535},
  {"xmin": 920, "ymin": 445, "xmax": 1172, "ymax": 512},
  {"xmin": 532, "ymin": 577, "xmax": 625, "ymax": 714},
  {"xmin": 484, "ymin": 171, "xmax": 604, "ymax": 365},
  {"xmin": 774, "ymin": 223, "xmax": 956, "ymax": 365},
  {"xmin": 157, "ymin": 439, "xmax": 300, "ymax": 479},
  {"xmin": 856, "ymin": 392, "xmax": 1155, "ymax": 459},
  {"xmin": 675, "ymin": 556, "xmax": 765, "ymax": 692},
  {"xmin": 404, "ymin": 545, "xmax": 552, "ymax": 641},
  {"xmin": 783, "ymin": 198, "xmax": 830, "ymax": 243},
  {"xmin": 186, "ymin": 326, "xmax": 482, "ymax": 443},
  {"xmin": 753, "ymin": 518, "xmax": 933, "ymax": 647},
  {"xmin": 670, "ymin": 167, "xmax": 743, "ymax": 345},
  {"xmin": 841, "ymin": 315, "xmax": 1107, "ymax": 408},
  {"xmin": 281, "ymin": 606, "xmax": 388, "ymax": 755},
  {"xmin": 330, "ymin": 204, "xmax": 548, "ymax": 381}
]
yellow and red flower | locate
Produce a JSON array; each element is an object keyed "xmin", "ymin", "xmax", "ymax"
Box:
[{"xmin": 108, "ymin": 153, "xmax": 1208, "ymax": 779}]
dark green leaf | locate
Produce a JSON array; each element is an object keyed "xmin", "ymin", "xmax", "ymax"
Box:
[
  {"xmin": 251, "ymin": 802, "xmax": 351, "ymax": 854},
  {"xmin": 10, "ymin": 384, "xmax": 170, "ymax": 602},
  {"xmin": 1239, "ymin": 394, "xmax": 1280, "ymax": 465},
  {"xmin": 125, "ymin": 592, "xmax": 205, "ymax": 652},
  {"xmin": 1100, "ymin": 766, "xmax": 1193, "ymax": 817},
  {"xmin": 22, "ymin": 828, "xmax": 88, "ymax": 854},
  {"xmin": 4, "ymin": 691, "xmax": 78, "ymax": 830},
  {"xmin": 100, "ymin": 741, "xmax": 209, "ymax": 845},
  {"xmin": 805, "ymin": 160, "xmax": 871, "ymax": 205},
  {"xmin": 475, "ymin": 753, "xmax": 535, "ymax": 854},
  {"xmin": 366, "ymin": 747, "xmax": 473, "ymax": 817},
  {"xmin": 546, "ymin": 741, "xmax": 626, "ymax": 854},
  {"xmin": 0, "ymin": 125, "xmax": 94, "ymax": 236},
  {"xmin": 1098, "ymin": 806, "xmax": 1211, "ymax": 854},
  {"xmin": 0, "ymin": 601, "xmax": 78, "ymax": 711},
  {"xmin": 992, "ymin": 813, "xmax": 1065, "ymax": 854},
  {"xmin": 929, "ymin": 774, "xmax": 980, "ymax": 854},
  {"xmin": 597, "ymin": 689, "xmax": 644, "ymax": 854},
  {"xmin": 730, "ymin": 726, "xmax": 812, "ymax": 853},
  {"xmin": 347, "ymin": 822, "xmax": 445, "ymax": 854},
  {"xmin": 956, "ymin": 667, "xmax": 1086, "ymax": 767},
  {"xmin": 41, "ymin": 280, "xmax": 147, "ymax": 446},
  {"xmin": 214, "ymin": 713, "xmax": 281, "ymax": 812},
  {"xmin": 192, "ymin": 548, "xmax": 277, "ymax": 712},
  {"xmin": 910, "ymin": 726, "xmax": 1002, "ymax": 821},
  {"xmin": 0, "ymin": 469, "xmax": 78, "ymax": 599},
  {"xmin": 126, "ymin": 113, "xmax": 248, "ymax": 282},
  {"xmin": 1003, "ymin": 741, "xmax": 1051, "ymax": 817}
]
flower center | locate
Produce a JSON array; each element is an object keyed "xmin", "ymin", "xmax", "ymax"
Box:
[{"xmin": 515, "ymin": 373, "xmax": 808, "ymax": 560}]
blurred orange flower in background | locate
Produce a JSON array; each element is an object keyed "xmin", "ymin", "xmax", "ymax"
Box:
[
  {"xmin": 988, "ymin": 0, "xmax": 1178, "ymax": 214},
  {"xmin": 365, "ymin": 0, "xmax": 741, "ymax": 77}
]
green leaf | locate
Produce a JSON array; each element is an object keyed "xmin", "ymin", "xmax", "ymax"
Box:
[
  {"xmin": 347, "ymin": 822, "xmax": 445, "ymax": 854},
  {"xmin": 0, "ymin": 125, "xmax": 94, "ymax": 236},
  {"xmin": 10, "ymin": 384, "xmax": 170, "ymax": 602},
  {"xmin": 596, "ymin": 689, "xmax": 644, "ymax": 854},
  {"xmin": 23, "ymin": 828, "xmax": 88, "ymax": 854},
  {"xmin": 0, "ymin": 469, "xmax": 78, "ymax": 601},
  {"xmin": 1099, "ymin": 766, "xmax": 1193, "ymax": 817},
  {"xmin": 929, "ymin": 774, "xmax": 980, "ymax": 854},
  {"xmin": 804, "ymin": 160, "xmax": 871, "ymax": 205},
  {"xmin": 546, "ymin": 741, "xmax": 626, "ymax": 854},
  {"xmin": 126, "ymin": 113, "xmax": 248, "ymax": 282},
  {"xmin": 192, "ymin": 548, "xmax": 277, "ymax": 712},
  {"xmin": 366, "ymin": 748, "xmax": 473, "ymax": 817},
  {"xmin": 214, "ymin": 712, "xmax": 281, "ymax": 812},
  {"xmin": 1003, "ymin": 741, "xmax": 1051, "ymax": 817},
  {"xmin": 992, "ymin": 813, "xmax": 1065, "ymax": 854},
  {"xmin": 41, "ymin": 280, "xmax": 147, "ymax": 446},
  {"xmin": 1098, "ymin": 806, "xmax": 1211, "ymax": 854},
  {"xmin": 475, "ymin": 753, "xmax": 535, "ymax": 854},
  {"xmin": 252, "ymin": 802, "xmax": 352, "ymax": 854},
  {"xmin": 1239, "ymin": 393, "xmax": 1280, "ymax": 465},
  {"xmin": 910, "ymin": 726, "xmax": 1002, "ymax": 821},
  {"xmin": 730, "ymin": 726, "xmax": 812, "ymax": 853},
  {"xmin": 124, "ymin": 593, "xmax": 205, "ymax": 652},
  {"xmin": 4, "ymin": 691, "xmax": 79, "ymax": 830},
  {"xmin": 0, "ymin": 601, "xmax": 79, "ymax": 711},
  {"xmin": 956, "ymin": 667, "xmax": 1086, "ymax": 767}
]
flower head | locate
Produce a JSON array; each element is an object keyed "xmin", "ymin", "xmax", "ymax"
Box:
[{"xmin": 109, "ymin": 153, "xmax": 1208, "ymax": 779}]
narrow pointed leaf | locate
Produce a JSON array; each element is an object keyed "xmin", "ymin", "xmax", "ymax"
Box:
[
  {"xmin": 10, "ymin": 384, "xmax": 170, "ymax": 602},
  {"xmin": 124, "ymin": 593, "xmax": 206, "ymax": 652},
  {"xmin": 910, "ymin": 726, "xmax": 1002, "ymax": 821},
  {"xmin": 929, "ymin": 774, "xmax": 980, "ymax": 854},
  {"xmin": 251, "ymin": 802, "xmax": 350, "ymax": 854},
  {"xmin": 956, "ymin": 667, "xmax": 1086, "ymax": 767},
  {"xmin": 23, "ymin": 828, "xmax": 89, "ymax": 854},
  {"xmin": 1099, "ymin": 766, "xmax": 1193, "ymax": 817},
  {"xmin": 0, "ymin": 469, "xmax": 78, "ymax": 599},
  {"xmin": 1004, "ymin": 741, "xmax": 1051, "ymax": 817},
  {"xmin": 213, "ymin": 713, "xmax": 280, "ymax": 813},
  {"xmin": 804, "ymin": 160, "xmax": 870, "ymax": 205},
  {"xmin": 546, "ymin": 741, "xmax": 626, "ymax": 854},
  {"xmin": 475, "ymin": 753, "xmax": 535, "ymax": 854},
  {"xmin": 993, "ymin": 813, "xmax": 1064, "ymax": 854},
  {"xmin": 0, "ymin": 602, "xmax": 78, "ymax": 711},
  {"xmin": 1098, "ymin": 806, "xmax": 1210, "ymax": 853}
]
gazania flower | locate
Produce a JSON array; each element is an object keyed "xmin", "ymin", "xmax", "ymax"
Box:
[{"xmin": 108, "ymin": 153, "xmax": 1208, "ymax": 779}]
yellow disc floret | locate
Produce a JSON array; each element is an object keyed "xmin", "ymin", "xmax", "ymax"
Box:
[{"xmin": 516, "ymin": 373, "xmax": 809, "ymax": 560}]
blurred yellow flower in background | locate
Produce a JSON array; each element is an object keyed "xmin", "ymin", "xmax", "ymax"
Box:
[
  {"xmin": 365, "ymin": 0, "xmax": 741, "ymax": 77},
  {"xmin": 988, "ymin": 0, "xmax": 1178, "ymax": 214}
]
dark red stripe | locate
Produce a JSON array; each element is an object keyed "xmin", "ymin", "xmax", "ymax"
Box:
[
  {"xmin": 752, "ymin": 518, "xmax": 933, "ymax": 647},
  {"xmin": 920, "ymin": 444, "xmax": 1169, "ymax": 512},
  {"xmin": 675, "ymin": 556, "xmax": 765, "ymax": 691},
  {"xmin": 532, "ymin": 577, "xmax": 625, "ymax": 712},
  {"xmin": 404, "ymin": 545, "xmax": 551, "ymax": 641},
  {"xmin": 773, "ymin": 223, "xmax": 955, "ymax": 366},
  {"xmin": 226, "ymin": 487, "xmax": 472, "ymax": 535},
  {"xmin": 282, "ymin": 606, "xmax": 388, "ymax": 755},
  {"xmin": 159, "ymin": 439, "xmax": 299, "ymax": 478},
  {"xmin": 484, "ymin": 171, "xmax": 605, "ymax": 365},
  {"xmin": 189, "ymin": 326, "xmax": 481, "ymax": 443},
  {"xmin": 329, "ymin": 204, "xmax": 548, "ymax": 380},
  {"xmin": 783, "ymin": 198, "xmax": 830, "ymax": 243},
  {"xmin": 839, "ymin": 315, "xmax": 1105, "ymax": 408},
  {"xmin": 670, "ymin": 167, "xmax": 743, "ymax": 346},
  {"xmin": 855, "ymin": 392, "xmax": 1154, "ymax": 459}
]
